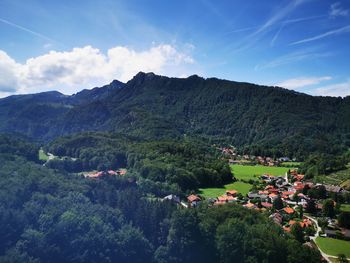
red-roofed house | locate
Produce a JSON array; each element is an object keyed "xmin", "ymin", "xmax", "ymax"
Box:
[
  {"xmin": 187, "ymin": 194, "xmax": 201, "ymax": 207},
  {"xmin": 261, "ymin": 202, "xmax": 273, "ymax": 209}
]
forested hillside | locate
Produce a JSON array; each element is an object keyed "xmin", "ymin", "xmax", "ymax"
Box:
[
  {"xmin": 1, "ymin": 72, "xmax": 349, "ymax": 158},
  {"xmin": 0, "ymin": 137, "xmax": 322, "ymax": 263}
]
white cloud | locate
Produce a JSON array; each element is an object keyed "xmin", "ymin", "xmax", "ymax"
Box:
[
  {"xmin": 0, "ymin": 44, "xmax": 195, "ymax": 96},
  {"xmin": 330, "ymin": 2, "xmax": 349, "ymax": 17},
  {"xmin": 314, "ymin": 81, "xmax": 350, "ymax": 97},
  {"xmin": 0, "ymin": 50, "xmax": 20, "ymax": 92},
  {"xmin": 276, "ymin": 76, "xmax": 332, "ymax": 89}
]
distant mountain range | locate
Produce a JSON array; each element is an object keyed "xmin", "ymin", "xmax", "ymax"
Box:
[{"xmin": 1, "ymin": 72, "xmax": 349, "ymax": 156}]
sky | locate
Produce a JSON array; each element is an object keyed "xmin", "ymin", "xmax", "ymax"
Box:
[{"xmin": 0, "ymin": 0, "xmax": 349, "ymax": 98}]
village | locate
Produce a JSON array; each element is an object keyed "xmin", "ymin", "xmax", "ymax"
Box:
[
  {"xmin": 41, "ymin": 147, "xmax": 350, "ymax": 262},
  {"xmin": 180, "ymin": 148, "xmax": 350, "ymax": 262}
]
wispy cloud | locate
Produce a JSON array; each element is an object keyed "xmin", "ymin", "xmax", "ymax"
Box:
[
  {"xmin": 225, "ymin": 0, "xmax": 308, "ymax": 52},
  {"xmin": 255, "ymin": 50, "xmax": 332, "ymax": 70},
  {"xmin": 314, "ymin": 81, "xmax": 350, "ymax": 97},
  {"xmin": 329, "ymin": 2, "xmax": 349, "ymax": 17},
  {"xmin": 276, "ymin": 76, "xmax": 332, "ymax": 90},
  {"xmin": 251, "ymin": 0, "xmax": 304, "ymax": 36},
  {"xmin": 226, "ymin": 15, "xmax": 326, "ymax": 36},
  {"xmin": 0, "ymin": 17, "xmax": 61, "ymax": 45},
  {"xmin": 291, "ymin": 25, "xmax": 350, "ymax": 45}
]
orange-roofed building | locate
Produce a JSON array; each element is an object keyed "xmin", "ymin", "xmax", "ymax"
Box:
[
  {"xmin": 187, "ymin": 194, "xmax": 201, "ymax": 203},
  {"xmin": 217, "ymin": 195, "xmax": 235, "ymax": 202},
  {"xmin": 283, "ymin": 207, "xmax": 295, "ymax": 214},
  {"xmin": 283, "ymin": 226, "xmax": 291, "ymax": 232},
  {"xmin": 244, "ymin": 203, "xmax": 256, "ymax": 209},
  {"xmin": 282, "ymin": 191, "xmax": 295, "ymax": 196},
  {"xmin": 289, "ymin": 220, "xmax": 297, "ymax": 226},
  {"xmin": 269, "ymin": 193, "xmax": 278, "ymax": 198}
]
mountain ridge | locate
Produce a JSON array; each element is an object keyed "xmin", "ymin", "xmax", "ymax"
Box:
[{"xmin": 0, "ymin": 72, "xmax": 349, "ymax": 157}]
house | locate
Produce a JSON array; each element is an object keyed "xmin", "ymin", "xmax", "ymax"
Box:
[
  {"xmin": 268, "ymin": 193, "xmax": 278, "ymax": 202},
  {"xmin": 276, "ymin": 178, "xmax": 288, "ymax": 188},
  {"xmin": 283, "ymin": 226, "xmax": 291, "ymax": 232},
  {"xmin": 294, "ymin": 182, "xmax": 305, "ymax": 191},
  {"xmin": 279, "ymin": 157, "xmax": 290, "ymax": 162},
  {"xmin": 108, "ymin": 170, "xmax": 117, "ymax": 175},
  {"xmin": 244, "ymin": 202, "xmax": 256, "ymax": 209},
  {"xmin": 117, "ymin": 169, "xmax": 127, "ymax": 176},
  {"xmin": 226, "ymin": 190, "xmax": 238, "ymax": 196},
  {"xmin": 282, "ymin": 207, "xmax": 295, "ymax": 215},
  {"xmin": 261, "ymin": 202, "xmax": 273, "ymax": 209},
  {"xmin": 187, "ymin": 194, "xmax": 201, "ymax": 207},
  {"xmin": 248, "ymin": 192, "xmax": 268, "ymax": 200},
  {"xmin": 84, "ymin": 171, "xmax": 103, "ymax": 178},
  {"xmin": 269, "ymin": 212, "xmax": 283, "ymax": 225},
  {"xmin": 217, "ymin": 195, "xmax": 235, "ymax": 203},
  {"xmin": 324, "ymin": 229, "xmax": 338, "ymax": 238},
  {"xmin": 324, "ymin": 185, "xmax": 345, "ymax": 194},
  {"xmin": 289, "ymin": 218, "xmax": 313, "ymax": 228}
]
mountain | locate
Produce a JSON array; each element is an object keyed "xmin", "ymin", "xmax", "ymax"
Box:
[{"xmin": 0, "ymin": 72, "xmax": 349, "ymax": 157}]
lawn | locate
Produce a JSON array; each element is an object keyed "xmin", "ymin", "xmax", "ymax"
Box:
[
  {"xmin": 198, "ymin": 181, "xmax": 252, "ymax": 198},
  {"xmin": 38, "ymin": 149, "xmax": 49, "ymax": 161},
  {"xmin": 315, "ymin": 237, "xmax": 350, "ymax": 258},
  {"xmin": 230, "ymin": 164, "xmax": 292, "ymax": 181},
  {"xmin": 340, "ymin": 204, "xmax": 350, "ymax": 212}
]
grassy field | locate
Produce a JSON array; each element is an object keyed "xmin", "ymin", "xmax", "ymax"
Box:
[
  {"xmin": 38, "ymin": 149, "xmax": 49, "ymax": 161},
  {"xmin": 340, "ymin": 204, "xmax": 350, "ymax": 212},
  {"xmin": 198, "ymin": 181, "xmax": 252, "ymax": 198},
  {"xmin": 230, "ymin": 164, "xmax": 292, "ymax": 181},
  {"xmin": 315, "ymin": 237, "xmax": 350, "ymax": 258}
]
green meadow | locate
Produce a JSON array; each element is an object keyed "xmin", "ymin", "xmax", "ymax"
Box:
[
  {"xmin": 340, "ymin": 204, "xmax": 350, "ymax": 212},
  {"xmin": 315, "ymin": 237, "xmax": 350, "ymax": 258},
  {"xmin": 230, "ymin": 164, "xmax": 292, "ymax": 181},
  {"xmin": 38, "ymin": 148, "xmax": 49, "ymax": 161},
  {"xmin": 198, "ymin": 181, "xmax": 252, "ymax": 198}
]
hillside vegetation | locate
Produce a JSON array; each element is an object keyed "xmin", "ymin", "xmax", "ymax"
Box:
[{"xmin": 1, "ymin": 72, "xmax": 349, "ymax": 159}]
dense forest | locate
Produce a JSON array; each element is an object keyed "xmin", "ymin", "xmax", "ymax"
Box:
[
  {"xmin": 0, "ymin": 137, "xmax": 322, "ymax": 263},
  {"xmin": 45, "ymin": 132, "xmax": 232, "ymax": 193},
  {"xmin": 1, "ymin": 72, "xmax": 349, "ymax": 159}
]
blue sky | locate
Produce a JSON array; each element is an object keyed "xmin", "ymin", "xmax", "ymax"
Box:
[{"xmin": 0, "ymin": 0, "xmax": 349, "ymax": 97}]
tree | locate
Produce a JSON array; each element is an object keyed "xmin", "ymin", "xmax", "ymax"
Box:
[
  {"xmin": 306, "ymin": 199, "xmax": 317, "ymax": 214},
  {"xmin": 338, "ymin": 212, "xmax": 350, "ymax": 229},
  {"xmin": 291, "ymin": 223, "xmax": 304, "ymax": 243},
  {"xmin": 323, "ymin": 199, "xmax": 335, "ymax": 218},
  {"xmin": 299, "ymin": 205, "xmax": 304, "ymax": 219},
  {"xmin": 273, "ymin": 196, "xmax": 284, "ymax": 210},
  {"xmin": 337, "ymin": 254, "xmax": 348, "ymax": 263}
]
